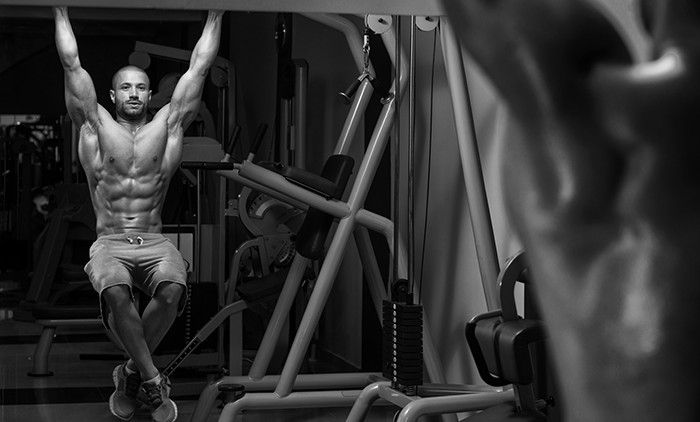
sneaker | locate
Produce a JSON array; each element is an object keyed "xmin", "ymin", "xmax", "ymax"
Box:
[
  {"xmin": 109, "ymin": 363, "xmax": 142, "ymax": 420},
  {"xmin": 141, "ymin": 374, "xmax": 178, "ymax": 422}
]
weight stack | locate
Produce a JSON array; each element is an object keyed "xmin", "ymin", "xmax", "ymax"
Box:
[{"xmin": 382, "ymin": 300, "xmax": 423, "ymax": 394}]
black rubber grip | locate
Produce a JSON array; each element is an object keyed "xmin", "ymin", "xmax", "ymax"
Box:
[
  {"xmin": 249, "ymin": 123, "xmax": 269, "ymax": 156},
  {"xmin": 339, "ymin": 78, "xmax": 361, "ymax": 104},
  {"xmin": 225, "ymin": 125, "xmax": 242, "ymax": 155},
  {"xmin": 181, "ymin": 161, "xmax": 234, "ymax": 170}
]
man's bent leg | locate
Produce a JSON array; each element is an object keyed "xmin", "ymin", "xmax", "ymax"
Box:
[
  {"xmin": 103, "ymin": 285, "xmax": 160, "ymax": 380},
  {"xmin": 102, "ymin": 285, "xmax": 158, "ymax": 420},
  {"xmin": 138, "ymin": 282, "xmax": 183, "ymax": 422},
  {"xmin": 140, "ymin": 282, "xmax": 185, "ymax": 352}
]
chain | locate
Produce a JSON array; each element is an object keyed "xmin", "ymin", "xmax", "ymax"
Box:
[{"xmin": 363, "ymin": 28, "xmax": 372, "ymax": 74}]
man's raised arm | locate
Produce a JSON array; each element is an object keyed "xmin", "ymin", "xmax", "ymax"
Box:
[
  {"xmin": 54, "ymin": 7, "xmax": 99, "ymax": 129},
  {"xmin": 168, "ymin": 10, "xmax": 224, "ymax": 131}
]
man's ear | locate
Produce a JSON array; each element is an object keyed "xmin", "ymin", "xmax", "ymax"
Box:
[{"xmin": 109, "ymin": 89, "xmax": 115, "ymax": 103}]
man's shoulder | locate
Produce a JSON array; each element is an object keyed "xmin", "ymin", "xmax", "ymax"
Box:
[{"xmin": 151, "ymin": 103, "xmax": 172, "ymax": 121}]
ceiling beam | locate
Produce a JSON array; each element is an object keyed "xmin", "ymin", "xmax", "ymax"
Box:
[
  {"xmin": 0, "ymin": 0, "xmax": 445, "ymax": 16},
  {"xmin": 0, "ymin": 6, "xmax": 203, "ymax": 20},
  {"xmin": 0, "ymin": 6, "xmax": 203, "ymax": 22}
]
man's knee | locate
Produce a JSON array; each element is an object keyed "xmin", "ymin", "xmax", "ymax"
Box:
[
  {"xmin": 102, "ymin": 284, "xmax": 132, "ymax": 308},
  {"xmin": 155, "ymin": 282, "xmax": 185, "ymax": 307}
]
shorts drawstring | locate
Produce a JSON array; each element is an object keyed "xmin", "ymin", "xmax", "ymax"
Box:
[{"xmin": 126, "ymin": 235, "xmax": 144, "ymax": 245}]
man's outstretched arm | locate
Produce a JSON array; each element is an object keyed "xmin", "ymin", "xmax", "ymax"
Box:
[
  {"xmin": 54, "ymin": 6, "xmax": 99, "ymax": 130},
  {"xmin": 167, "ymin": 10, "xmax": 224, "ymax": 132}
]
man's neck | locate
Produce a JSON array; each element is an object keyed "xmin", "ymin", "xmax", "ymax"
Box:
[{"xmin": 117, "ymin": 117, "xmax": 147, "ymax": 135}]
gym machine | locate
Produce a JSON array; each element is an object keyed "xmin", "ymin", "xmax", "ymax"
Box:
[
  {"xmin": 199, "ymin": 15, "xmax": 466, "ymax": 422},
  {"xmin": 0, "ymin": 2, "xmax": 557, "ymax": 421},
  {"xmin": 343, "ymin": 17, "xmax": 555, "ymax": 422},
  {"xmin": 346, "ymin": 251, "xmax": 553, "ymax": 422}
]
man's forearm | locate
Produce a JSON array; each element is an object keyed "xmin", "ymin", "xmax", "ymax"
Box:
[
  {"xmin": 54, "ymin": 6, "xmax": 81, "ymax": 71},
  {"xmin": 189, "ymin": 11, "xmax": 224, "ymax": 76}
]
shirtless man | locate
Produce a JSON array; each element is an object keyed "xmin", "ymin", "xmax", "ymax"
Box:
[
  {"xmin": 54, "ymin": 7, "xmax": 223, "ymax": 422},
  {"xmin": 440, "ymin": 0, "xmax": 700, "ymax": 421}
]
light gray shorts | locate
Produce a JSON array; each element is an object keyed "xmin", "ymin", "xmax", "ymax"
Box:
[{"xmin": 84, "ymin": 233, "xmax": 189, "ymax": 330}]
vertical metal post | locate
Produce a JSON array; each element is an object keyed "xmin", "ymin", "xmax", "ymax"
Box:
[
  {"xmin": 392, "ymin": 15, "xmax": 402, "ymax": 288},
  {"xmin": 195, "ymin": 169, "xmax": 202, "ymax": 284},
  {"xmin": 440, "ymin": 20, "xmax": 500, "ymax": 311},
  {"xmin": 294, "ymin": 61, "xmax": 308, "ymax": 170},
  {"xmin": 408, "ymin": 15, "xmax": 417, "ymax": 296},
  {"xmin": 218, "ymin": 168, "xmax": 227, "ymax": 370}
]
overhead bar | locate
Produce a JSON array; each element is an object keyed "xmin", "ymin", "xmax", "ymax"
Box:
[{"xmin": 0, "ymin": 0, "xmax": 445, "ymax": 16}]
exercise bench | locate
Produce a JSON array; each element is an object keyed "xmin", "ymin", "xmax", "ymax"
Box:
[{"xmin": 28, "ymin": 304, "xmax": 102, "ymax": 377}]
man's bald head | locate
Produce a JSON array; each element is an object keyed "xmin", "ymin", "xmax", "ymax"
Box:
[
  {"xmin": 112, "ymin": 65, "xmax": 150, "ymax": 91},
  {"xmin": 110, "ymin": 65, "xmax": 152, "ymax": 122}
]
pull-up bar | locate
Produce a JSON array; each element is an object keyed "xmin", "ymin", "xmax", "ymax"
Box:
[{"xmin": 0, "ymin": 0, "xmax": 445, "ymax": 16}]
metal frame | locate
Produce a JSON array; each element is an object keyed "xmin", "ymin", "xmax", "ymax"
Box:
[
  {"xmin": 0, "ymin": 0, "xmax": 445, "ymax": 16},
  {"xmin": 277, "ymin": 59, "xmax": 308, "ymax": 168},
  {"xmin": 346, "ymin": 382, "xmax": 515, "ymax": 422},
  {"xmin": 344, "ymin": 249, "xmax": 532, "ymax": 422},
  {"xmin": 185, "ymin": 12, "xmax": 505, "ymax": 422},
  {"xmin": 439, "ymin": 19, "xmax": 501, "ymax": 310},
  {"xmin": 29, "ymin": 318, "xmax": 103, "ymax": 376},
  {"xmin": 340, "ymin": 17, "xmax": 507, "ymax": 422},
  {"xmin": 177, "ymin": 17, "xmax": 468, "ymax": 422}
]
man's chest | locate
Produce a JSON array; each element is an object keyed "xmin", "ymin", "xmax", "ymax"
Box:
[{"xmin": 99, "ymin": 133, "xmax": 167, "ymax": 177}]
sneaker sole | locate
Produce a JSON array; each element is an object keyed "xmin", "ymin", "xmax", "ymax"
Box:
[
  {"xmin": 152, "ymin": 398, "xmax": 178, "ymax": 422},
  {"xmin": 109, "ymin": 365, "xmax": 137, "ymax": 421}
]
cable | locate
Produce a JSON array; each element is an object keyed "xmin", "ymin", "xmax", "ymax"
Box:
[{"xmin": 417, "ymin": 26, "xmax": 438, "ymax": 304}]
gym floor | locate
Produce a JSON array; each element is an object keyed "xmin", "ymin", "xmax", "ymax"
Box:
[{"xmin": 0, "ymin": 286, "xmax": 397, "ymax": 422}]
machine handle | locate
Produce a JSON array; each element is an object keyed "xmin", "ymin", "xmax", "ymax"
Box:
[
  {"xmin": 248, "ymin": 123, "xmax": 269, "ymax": 160},
  {"xmin": 339, "ymin": 76, "xmax": 363, "ymax": 104},
  {"xmin": 225, "ymin": 125, "xmax": 242, "ymax": 156},
  {"xmin": 181, "ymin": 161, "xmax": 234, "ymax": 170}
]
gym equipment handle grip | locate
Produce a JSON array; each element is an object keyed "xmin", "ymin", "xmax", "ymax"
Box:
[
  {"xmin": 181, "ymin": 161, "xmax": 234, "ymax": 170},
  {"xmin": 225, "ymin": 125, "xmax": 242, "ymax": 156},
  {"xmin": 249, "ymin": 123, "xmax": 269, "ymax": 156}
]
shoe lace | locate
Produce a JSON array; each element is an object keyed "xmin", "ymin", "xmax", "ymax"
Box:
[
  {"xmin": 125, "ymin": 373, "xmax": 141, "ymax": 399},
  {"xmin": 143, "ymin": 381, "xmax": 164, "ymax": 408}
]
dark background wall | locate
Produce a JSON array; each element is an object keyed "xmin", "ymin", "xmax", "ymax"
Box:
[{"xmin": 0, "ymin": 8, "xmax": 209, "ymax": 116}]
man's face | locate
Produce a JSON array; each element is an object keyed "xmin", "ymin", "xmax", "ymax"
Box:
[{"xmin": 110, "ymin": 69, "xmax": 152, "ymax": 121}]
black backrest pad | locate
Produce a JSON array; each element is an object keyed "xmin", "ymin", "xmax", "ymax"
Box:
[{"xmin": 296, "ymin": 155, "xmax": 355, "ymax": 260}]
